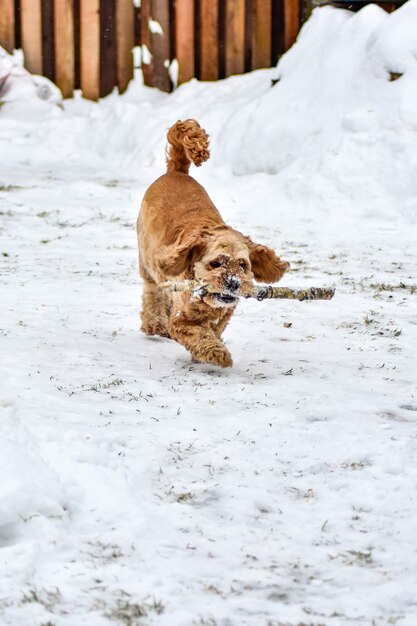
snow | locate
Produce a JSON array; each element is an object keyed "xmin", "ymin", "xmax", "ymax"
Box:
[
  {"xmin": 167, "ymin": 58, "xmax": 179, "ymax": 89},
  {"xmin": 0, "ymin": 46, "xmax": 61, "ymax": 107},
  {"xmin": 148, "ymin": 18, "xmax": 164, "ymax": 36},
  {"xmin": 141, "ymin": 44, "xmax": 153, "ymax": 66},
  {"xmin": 1, "ymin": 3, "xmax": 417, "ymax": 625}
]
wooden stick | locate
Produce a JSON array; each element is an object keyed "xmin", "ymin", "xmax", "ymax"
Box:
[
  {"xmin": 247, "ymin": 285, "xmax": 335, "ymax": 301},
  {"xmin": 159, "ymin": 280, "xmax": 335, "ymax": 301}
]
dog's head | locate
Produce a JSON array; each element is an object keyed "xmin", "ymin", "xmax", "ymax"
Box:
[
  {"xmin": 159, "ymin": 229, "xmax": 289, "ymax": 309},
  {"xmin": 193, "ymin": 233, "xmax": 254, "ymax": 308}
]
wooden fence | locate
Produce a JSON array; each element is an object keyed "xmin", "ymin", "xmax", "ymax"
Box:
[{"xmin": 0, "ymin": 0, "xmax": 303, "ymax": 100}]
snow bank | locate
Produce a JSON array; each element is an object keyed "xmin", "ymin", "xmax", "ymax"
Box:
[
  {"xmin": 216, "ymin": 1, "xmax": 417, "ymax": 218},
  {"xmin": 0, "ymin": 400, "xmax": 67, "ymax": 542}
]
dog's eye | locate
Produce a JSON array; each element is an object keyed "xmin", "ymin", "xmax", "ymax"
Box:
[
  {"xmin": 239, "ymin": 260, "xmax": 248, "ymax": 270},
  {"xmin": 210, "ymin": 261, "xmax": 222, "ymax": 269}
]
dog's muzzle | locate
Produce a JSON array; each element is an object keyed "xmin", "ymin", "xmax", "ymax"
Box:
[
  {"xmin": 225, "ymin": 275, "xmax": 241, "ymax": 293},
  {"xmin": 212, "ymin": 275, "xmax": 241, "ymax": 306}
]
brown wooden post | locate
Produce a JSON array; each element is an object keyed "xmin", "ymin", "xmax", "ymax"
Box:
[
  {"xmin": 20, "ymin": 0, "xmax": 43, "ymax": 74},
  {"xmin": 175, "ymin": 0, "xmax": 194, "ymax": 85},
  {"xmin": 284, "ymin": 0, "xmax": 300, "ymax": 50},
  {"xmin": 251, "ymin": 0, "xmax": 272, "ymax": 69},
  {"xmin": 150, "ymin": 0, "xmax": 170, "ymax": 91},
  {"xmin": 200, "ymin": 0, "xmax": 218, "ymax": 81},
  {"xmin": 54, "ymin": 0, "xmax": 75, "ymax": 98},
  {"xmin": 80, "ymin": 0, "xmax": 100, "ymax": 100},
  {"xmin": 225, "ymin": 0, "xmax": 245, "ymax": 76},
  {"xmin": 116, "ymin": 0, "xmax": 135, "ymax": 93},
  {"xmin": 0, "ymin": 0, "xmax": 15, "ymax": 53}
]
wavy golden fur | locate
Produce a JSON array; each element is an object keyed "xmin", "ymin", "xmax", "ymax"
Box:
[
  {"xmin": 166, "ymin": 119, "xmax": 210, "ymax": 173},
  {"xmin": 137, "ymin": 119, "xmax": 289, "ymax": 368}
]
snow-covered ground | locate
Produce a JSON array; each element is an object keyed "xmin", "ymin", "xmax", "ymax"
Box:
[{"xmin": 1, "ymin": 3, "xmax": 417, "ymax": 625}]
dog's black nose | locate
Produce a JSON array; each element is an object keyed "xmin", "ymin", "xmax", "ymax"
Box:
[{"xmin": 225, "ymin": 275, "xmax": 241, "ymax": 292}]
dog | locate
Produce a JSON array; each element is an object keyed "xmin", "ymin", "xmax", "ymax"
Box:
[{"xmin": 137, "ymin": 119, "xmax": 289, "ymax": 368}]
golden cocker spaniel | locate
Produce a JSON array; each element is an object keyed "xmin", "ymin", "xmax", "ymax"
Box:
[{"xmin": 137, "ymin": 119, "xmax": 289, "ymax": 367}]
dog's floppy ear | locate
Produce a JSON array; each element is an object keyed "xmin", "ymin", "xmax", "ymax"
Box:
[
  {"xmin": 158, "ymin": 232, "xmax": 205, "ymax": 277},
  {"xmin": 247, "ymin": 240, "xmax": 290, "ymax": 283}
]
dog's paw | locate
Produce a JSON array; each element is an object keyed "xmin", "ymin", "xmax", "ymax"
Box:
[{"xmin": 193, "ymin": 341, "xmax": 233, "ymax": 368}]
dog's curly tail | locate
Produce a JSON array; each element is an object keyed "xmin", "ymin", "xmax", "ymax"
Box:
[{"xmin": 166, "ymin": 119, "xmax": 210, "ymax": 174}]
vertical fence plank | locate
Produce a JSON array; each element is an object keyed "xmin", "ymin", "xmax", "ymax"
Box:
[
  {"xmin": 271, "ymin": 0, "xmax": 285, "ymax": 65},
  {"xmin": 284, "ymin": 0, "xmax": 300, "ymax": 50},
  {"xmin": 244, "ymin": 0, "xmax": 251, "ymax": 72},
  {"xmin": 251, "ymin": 0, "xmax": 271, "ymax": 69},
  {"xmin": 199, "ymin": 0, "xmax": 218, "ymax": 80},
  {"xmin": 0, "ymin": 0, "xmax": 15, "ymax": 52},
  {"xmin": 225, "ymin": 0, "xmax": 245, "ymax": 76},
  {"xmin": 175, "ymin": 0, "xmax": 194, "ymax": 85},
  {"xmin": 80, "ymin": 0, "xmax": 100, "ymax": 100},
  {"xmin": 134, "ymin": 3, "xmax": 141, "ymax": 45},
  {"xmin": 150, "ymin": 0, "xmax": 170, "ymax": 91},
  {"xmin": 218, "ymin": 0, "xmax": 225, "ymax": 78},
  {"xmin": 20, "ymin": 0, "xmax": 43, "ymax": 74},
  {"xmin": 116, "ymin": 0, "xmax": 134, "ymax": 93},
  {"xmin": 41, "ymin": 0, "xmax": 55, "ymax": 81},
  {"xmin": 100, "ymin": 0, "xmax": 116, "ymax": 96},
  {"xmin": 140, "ymin": 0, "xmax": 153, "ymax": 86},
  {"xmin": 54, "ymin": 0, "xmax": 75, "ymax": 98},
  {"xmin": 74, "ymin": 0, "xmax": 81, "ymax": 88}
]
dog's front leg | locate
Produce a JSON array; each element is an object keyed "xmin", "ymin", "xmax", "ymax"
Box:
[
  {"xmin": 168, "ymin": 297, "xmax": 233, "ymax": 368},
  {"xmin": 140, "ymin": 281, "xmax": 170, "ymax": 338},
  {"xmin": 170, "ymin": 318, "xmax": 233, "ymax": 368},
  {"xmin": 212, "ymin": 308, "xmax": 234, "ymax": 340}
]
